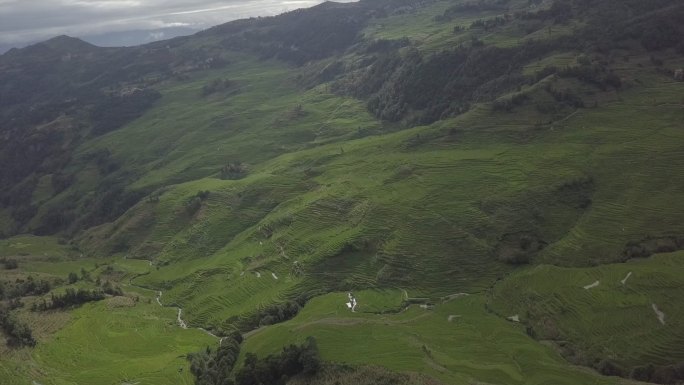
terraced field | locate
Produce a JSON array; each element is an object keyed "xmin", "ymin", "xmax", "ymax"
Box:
[
  {"xmin": 489, "ymin": 251, "xmax": 684, "ymax": 371},
  {"xmin": 115, "ymin": 56, "xmax": 683, "ymax": 326},
  {"xmin": 240, "ymin": 290, "xmax": 618, "ymax": 385},
  {"xmin": 1, "ymin": 0, "xmax": 684, "ymax": 383},
  {"xmin": 28, "ymin": 300, "xmax": 216, "ymax": 385}
]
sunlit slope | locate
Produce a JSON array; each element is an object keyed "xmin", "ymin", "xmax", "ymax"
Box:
[
  {"xmin": 239, "ymin": 290, "xmax": 618, "ymax": 385},
  {"xmin": 72, "ymin": 47, "xmax": 684, "ymax": 336},
  {"xmin": 31, "ymin": 300, "xmax": 215, "ymax": 385},
  {"xmin": 0, "ymin": 238, "xmax": 216, "ymax": 385},
  {"xmin": 489, "ymin": 251, "xmax": 684, "ymax": 372}
]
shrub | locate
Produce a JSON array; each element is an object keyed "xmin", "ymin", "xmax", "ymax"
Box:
[
  {"xmin": 0, "ymin": 306, "xmax": 36, "ymax": 347},
  {"xmin": 1, "ymin": 258, "xmax": 18, "ymax": 269}
]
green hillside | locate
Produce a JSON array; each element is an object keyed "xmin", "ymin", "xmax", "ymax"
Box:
[
  {"xmin": 489, "ymin": 251, "xmax": 684, "ymax": 380},
  {"xmin": 1, "ymin": 0, "xmax": 684, "ymax": 384}
]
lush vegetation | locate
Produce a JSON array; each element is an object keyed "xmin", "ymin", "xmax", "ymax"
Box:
[
  {"xmin": 489, "ymin": 251, "xmax": 684, "ymax": 383},
  {"xmin": 0, "ymin": 0, "xmax": 684, "ymax": 384},
  {"xmin": 188, "ymin": 332, "xmax": 243, "ymax": 385},
  {"xmin": 235, "ymin": 337, "xmax": 321, "ymax": 385},
  {"xmin": 0, "ymin": 305, "xmax": 35, "ymax": 348}
]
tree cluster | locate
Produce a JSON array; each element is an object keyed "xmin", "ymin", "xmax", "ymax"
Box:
[
  {"xmin": 621, "ymin": 236, "xmax": 684, "ymax": 261},
  {"xmin": 89, "ymin": 88, "xmax": 161, "ymax": 136},
  {"xmin": 0, "ymin": 305, "xmax": 36, "ymax": 348},
  {"xmin": 557, "ymin": 63, "xmax": 621, "ymax": 91},
  {"xmin": 594, "ymin": 359, "xmax": 684, "ymax": 385},
  {"xmin": 434, "ymin": 0, "xmax": 509, "ymax": 22},
  {"xmin": 188, "ymin": 332, "xmax": 243, "ymax": 385},
  {"xmin": 202, "ymin": 79, "xmax": 234, "ymax": 96},
  {"xmin": 235, "ymin": 337, "xmax": 321, "ymax": 385},
  {"xmin": 0, "ymin": 276, "xmax": 52, "ymax": 300},
  {"xmin": 34, "ymin": 288, "xmax": 105, "ymax": 310},
  {"xmin": 220, "ymin": 162, "xmax": 248, "ymax": 180},
  {"xmin": 239, "ymin": 297, "xmax": 307, "ymax": 330},
  {"xmin": 101, "ymin": 281, "xmax": 124, "ymax": 296},
  {"xmin": 335, "ymin": 38, "xmax": 560, "ymax": 124},
  {"xmin": 492, "ymin": 92, "xmax": 529, "ymax": 112},
  {"xmin": 185, "ymin": 190, "xmax": 211, "ymax": 215},
  {"xmin": 469, "ymin": 16, "xmax": 510, "ymax": 31},
  {"xmin": 257, "ymin": 300, "xmax": 301, "ymax": 327},
  {"xmin": 1, "ymin": 258, "xmax": 18, "ymax": 270}
]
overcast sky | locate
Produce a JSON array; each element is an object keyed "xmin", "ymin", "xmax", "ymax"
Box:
[{"xmin": 0, "ymin": 0, "xmax": 345, "ymax": 49}]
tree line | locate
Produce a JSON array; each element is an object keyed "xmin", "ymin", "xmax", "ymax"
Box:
[{"xmin": 188, "ymin": 332, "xmax": 321, "ymax": 385}]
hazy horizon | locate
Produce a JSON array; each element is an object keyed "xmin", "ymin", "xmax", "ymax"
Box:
[{"xmin": 0, "ymin": 0, "xmax": 354, "ymax": 52}]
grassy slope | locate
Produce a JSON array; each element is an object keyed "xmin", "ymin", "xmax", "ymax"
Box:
[
  {"xmin": 72, "ymin": 0, "xmax": 684, "ymax": 363},
  {"xmin": 2, "ymin": 0, "xmax": 684, "ymax": 383},
  {"xmin": 240, "ymin": 290, "xmax": 617, "ymax": 385},
  {"xmin": 114, "ymin": 54, "xmax": 683, "ymax": 331},
  {"xmin": 489, "ymin": 251, "xmax": 684, "ymax": 368},
  {"xmin": 0, "ymin": 236, "xmax": 217, "ymax": 385},
  {"xmin": 31, "ymin": 300, "xmax": 216, "ymax": 385}
]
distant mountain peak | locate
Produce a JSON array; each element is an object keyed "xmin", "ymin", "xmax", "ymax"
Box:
[{"xmin": 41, "ymin": 35, "xmax": 98, "ymax": 52}]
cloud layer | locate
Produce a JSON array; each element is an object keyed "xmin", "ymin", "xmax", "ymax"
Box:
[{"xmin": 0, "ymin": 0, "xmax": 333, "ymax": 47}]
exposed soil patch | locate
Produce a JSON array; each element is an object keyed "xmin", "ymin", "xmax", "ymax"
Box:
[{"xmin": 105, "ymin": 296, "xmax": 135, "ymax": 308}]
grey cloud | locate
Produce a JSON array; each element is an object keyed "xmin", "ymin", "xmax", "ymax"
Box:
[{"xmin": 0, "ymin": 0, "xmax": 338, "ymax": 47}]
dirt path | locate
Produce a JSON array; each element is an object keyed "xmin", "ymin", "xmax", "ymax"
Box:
[
  {"xmin": 153, "ymin": 289, "xmax": 224, "ymax": 344},
  {"xmin": 128, "ymin": 269, "xmax": 225, "ymax": 346},
  {"xmin": 294, "ymin": 311, "xmax": 432, "ymax": 331},
  {"xmin": 621, "ymin": 272, "xmax": 632, "ymax": 285},
  {"xmin": 583, "ymin": 280, "xmax": 600, "ymax": 290},
  {"xmin": 177, "ymin": 309, "xmax": 187, "ymax": 329},
  {"xmin": 442, "ymin": 293, "xmax": 469, "ymax": 302},
  {"xmin": 652, "ymin": 303, "xmax": 666, "ymax": 325}
]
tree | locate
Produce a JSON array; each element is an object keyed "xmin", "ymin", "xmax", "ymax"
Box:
[
  {"xmin": 1, "ymin": 258, "xmax": 18, "ymax": 269},
  {"xmin": 68, "ymin": 272, "xmax": 79, "ymax": 284},
  {"xmin": 300, "ymin": 336, "xmax": 321, "ymax": 375},
  {"xmin": 631, "ymin": 364, "xmax": 656, "ymax": 382},
  {"xmin": 219, "ymin": 162, "xmax": 248, "ymax": 180}
]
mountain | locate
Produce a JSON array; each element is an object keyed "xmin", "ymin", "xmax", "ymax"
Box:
[
  {"xmin": 1, "ymin": 0, "xmax": 684, "ymax": 384},
  {"xmin": 80, "ymin": 27, "xmax": 200, "ymax": 48}
]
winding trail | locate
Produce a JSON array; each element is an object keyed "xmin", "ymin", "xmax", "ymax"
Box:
[
  {"xmin": 621, "ymin": 272, "xmax": 632, "ymax": 285},
  {"xmin": 652, "ymin": 303, "xmax": 666, "ymax": 325},
  {"xmin": 153, "ymin": 287, "xmax": 224, "ymax": 345},
  {"xmin": 177, "ymin": 309, "xmax": 187, "ymax": 329}
]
